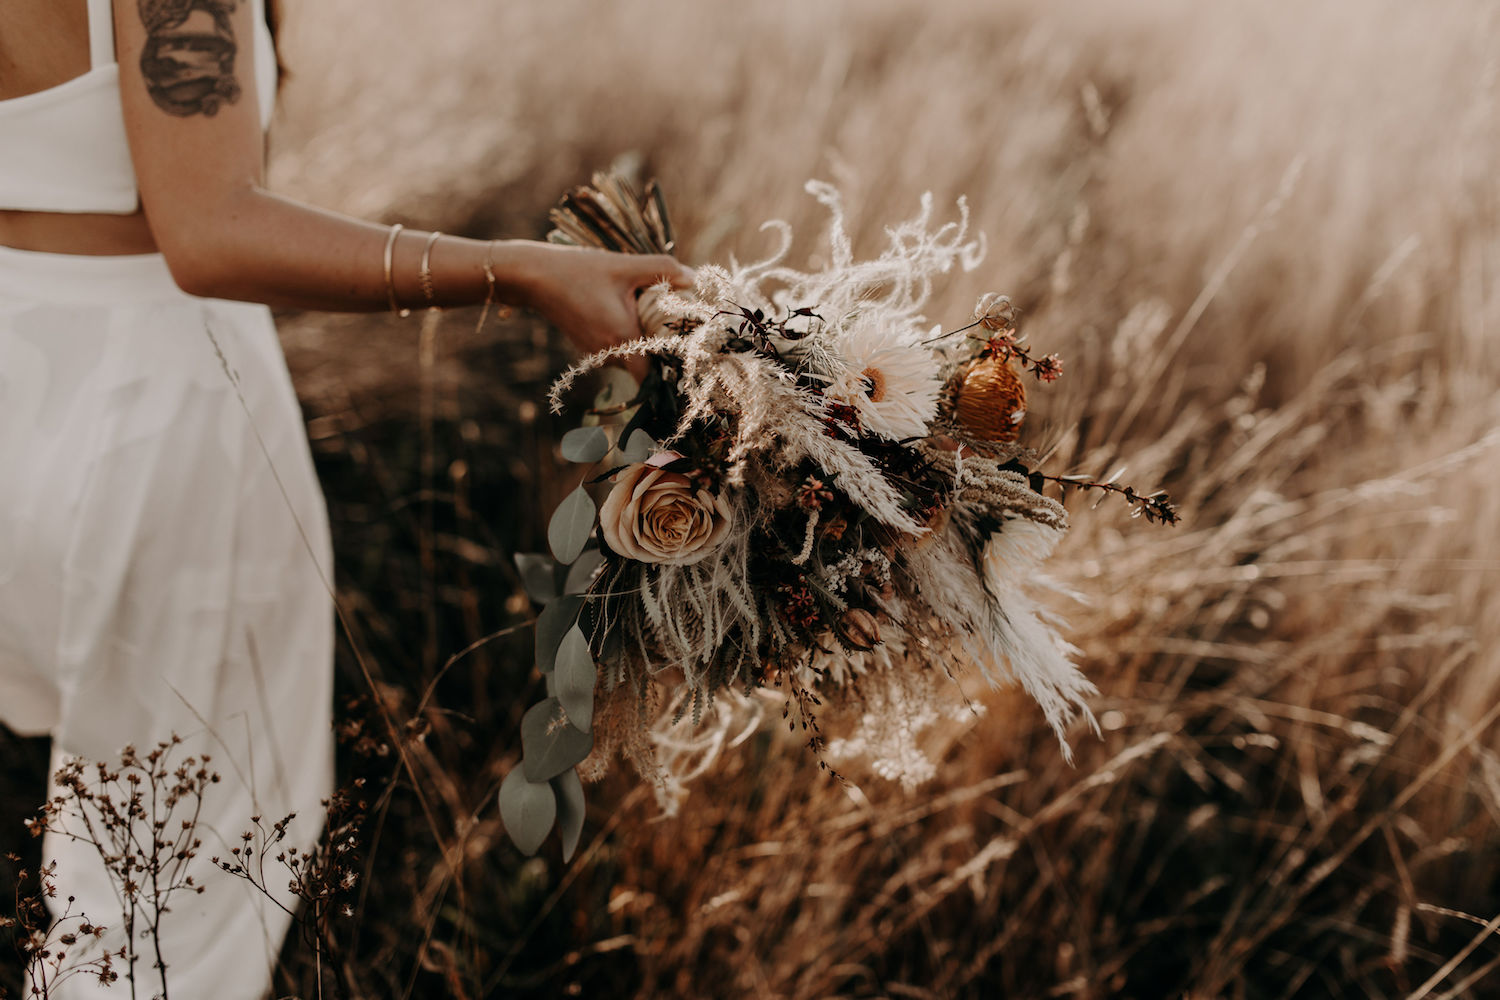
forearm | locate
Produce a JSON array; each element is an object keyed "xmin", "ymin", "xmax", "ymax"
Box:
[
  {"xmin": 155, "ymin": 184, "xmax": 537, "ymax": 312},
  {"xmin": 111, "ymin": 0, "xmax": 690, "ymax": 347}
]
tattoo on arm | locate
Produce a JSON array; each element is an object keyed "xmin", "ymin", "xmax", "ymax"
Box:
[{"xmin": 137, "ymin": 0, "xmax": 242, "ymax": 117}]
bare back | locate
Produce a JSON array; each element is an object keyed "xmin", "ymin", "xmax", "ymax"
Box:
[
  {"xmin": 0, "ymin": 0, "xmax": 158, "ymax": 255},
  {"xmin": 0, "ymin": 0, "xmax": 93, "ymax": 101}
]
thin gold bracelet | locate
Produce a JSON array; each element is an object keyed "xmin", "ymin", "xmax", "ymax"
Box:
[
  {"xmin": 419, "ymin": 230, "xmax": 443, "ymax": 307},
  {"xmin": 383, "ymin": 223, "xmax": 410, "ymax": 318},
  {"xmin": 475, "ymin": 239, "xmax": 500, "ymax": 336},
  {"xmin": 481, "ymin": 239, "xmax": 498, "ymax": 300}
]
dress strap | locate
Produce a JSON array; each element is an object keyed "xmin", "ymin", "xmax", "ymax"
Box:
[{"xmin": 86, "ymin": 0, "xmax": 117, "ymax": 70}]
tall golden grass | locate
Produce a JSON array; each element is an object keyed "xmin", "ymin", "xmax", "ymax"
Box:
[{"xmin": 6, "ymin": 0, "xmax": 1498, "ymax": 996}]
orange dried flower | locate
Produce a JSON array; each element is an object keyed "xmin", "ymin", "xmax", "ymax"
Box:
[{"xmin": 956, "ymin": 356, "xmax": 1027, "ymax": 442}]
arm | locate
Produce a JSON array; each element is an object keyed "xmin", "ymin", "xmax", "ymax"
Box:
[{"xmin": 113, "ymin": 0, "xmax": 688, "ymax": 352}]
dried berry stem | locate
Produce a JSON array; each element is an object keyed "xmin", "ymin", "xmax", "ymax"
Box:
[
  {"xmin": 1036, "ymin": 472, "xmax": 1179, "ymax": 524},
  {"xmin": 926, "ymin": 320, "xmax": 1064, "ymax": 382}
]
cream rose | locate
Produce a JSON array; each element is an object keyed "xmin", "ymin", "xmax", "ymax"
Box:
[{"xmin": 599, "ymin": 454, "xmax": 733, "ymax": 566}]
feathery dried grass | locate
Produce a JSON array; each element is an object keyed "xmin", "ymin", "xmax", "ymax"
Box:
[{"xmin": 7, "ymin": 0, "xmax": 1499, "ymax": 996}]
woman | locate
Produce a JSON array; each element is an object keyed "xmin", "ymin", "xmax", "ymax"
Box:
[{"xmin": 0, "ymin": 0, "xmax": 689, "ymax": 996}]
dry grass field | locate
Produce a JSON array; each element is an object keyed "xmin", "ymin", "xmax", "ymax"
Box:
[{"xmin": 5, "ymin": 0, "xmax": 1500, "ymax": 996}]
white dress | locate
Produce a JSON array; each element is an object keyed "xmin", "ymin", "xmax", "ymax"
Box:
[{"xmin": 0, "ymin": 4, "xmax": 334, "ymax": 998}]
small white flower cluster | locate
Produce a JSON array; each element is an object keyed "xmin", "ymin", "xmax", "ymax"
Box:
[{"xmin": 823, "ymin": 548, "xmax": 893, "ymax": 596}]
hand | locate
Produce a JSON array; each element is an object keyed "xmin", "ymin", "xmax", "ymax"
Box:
[{"xmin": 511, "ymin": 242, "xmax": 695, "ymax": 355}]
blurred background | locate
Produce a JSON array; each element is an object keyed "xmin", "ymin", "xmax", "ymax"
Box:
[{"xmin": 5, "ymin": 0, "xmax": 1500, "ymax": 996}]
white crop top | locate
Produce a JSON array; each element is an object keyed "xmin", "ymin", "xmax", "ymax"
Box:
[{"xmin": 0, "ymin": 0, "xmax": 277, "ymax": 214}]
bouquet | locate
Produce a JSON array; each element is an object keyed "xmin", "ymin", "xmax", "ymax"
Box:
[{"xmin": 500, "ymin": 174, "xmax": 1176, "ymax": 858}]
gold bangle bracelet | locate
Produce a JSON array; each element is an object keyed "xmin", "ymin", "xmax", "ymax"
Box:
[
  {"xmin": 383, "ymin": 223, "xmax": 410, "ymax": 318},
  {"xmin": 419, "ymin": 230, "xmax": 443, "ymax": 307},
  {"xmin": 475, "ymin": 239, "xmax": 500, "ymax": 336},
  {"xmin": 481, "ymin": 239, "xmax": 498, "ymax": 299}
]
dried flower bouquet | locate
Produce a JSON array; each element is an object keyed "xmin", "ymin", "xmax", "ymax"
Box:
[{"xmin": 500, "ymin": 174, "xmax": 1175, "ymax": 858}]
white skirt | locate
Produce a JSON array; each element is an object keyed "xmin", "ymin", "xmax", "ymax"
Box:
[{"xmin": 0, "ymin": 246, "xmax": 334, "ymax": 1000}]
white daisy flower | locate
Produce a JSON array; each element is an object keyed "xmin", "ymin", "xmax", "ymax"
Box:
[{"xmin": 824, "ymin": 319, "xmax": 942, "ymax": 441}]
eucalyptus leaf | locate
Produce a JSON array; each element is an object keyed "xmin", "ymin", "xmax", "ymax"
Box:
[
  {"xmin": 593, "ymin": 367, "xmax": 640, "ymax": 411},
  {"xmin": 560, "ymin": 426, "xmax": 610, "ymax": 464},
  {"xmin": 619, "ymin": 428, "xmax": 657, "ymax": 464},
  {"xmin": 551, "ymin": 768, "xmax": 587, "ymax": 863},
  {"xmin": 535, "ymin": 595, "xmax": 585, "ymax": 674},
  {"xmin": 547, "ymin": 487, "xmax": 597, "ymax": 565},
  {"xmin": 513, "ymin": 553, "xmax": 558, "ymax": 605},
  {"xmin": 553, "ymin": 624, "xmax": 597, "ymax": 733},
  {"xmin": 498, "ymin": 767, "xmax": 557, "ymax": 857},
  {"xmin": 521, "ymin": 698, "xmax": 594, "ymax": 782},
  {"xmin": 563, "ymin": 548, "xmax": 606, "ymax": 595}
]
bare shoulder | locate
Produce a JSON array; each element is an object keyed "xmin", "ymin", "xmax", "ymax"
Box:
[{"xmin": 135, "ymin": 0, "xmax": 246, "ymax": 117}]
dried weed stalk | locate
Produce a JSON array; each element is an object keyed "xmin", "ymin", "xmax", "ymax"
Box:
[
  {"xmin": 30, "ymin": 738, "xmax": 216, "ymax": 999},
  {"xmin": 1, "ymin": 857, "xmax": 118, "ymax": 998}
]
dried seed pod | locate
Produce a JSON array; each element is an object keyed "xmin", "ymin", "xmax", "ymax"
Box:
[
  {"xmin": 973, "ymin": 292, "xmax": 1016, "ymax": 331},
  {"xmin": 956, "ymin": 356, "xmax": 1027, "ymax": 442},
  {"xmin": 820, "ymin": 513, "xmax": 849, "ymax": 541},
  {"xmin": 836, "ymin": 609, "xmax": 882, "ymax": 651}
]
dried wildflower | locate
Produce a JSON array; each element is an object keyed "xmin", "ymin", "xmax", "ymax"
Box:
[
  {"xmin": 1032, "ymin": 353, "xmax": 1064, "ymax": 383},
  {"xmin": 776, "ymin": 579, "xmax": 821, "ymax": 629},
  {"xmin": 215, "ymin": 706, "xmax": 377, "ymax": 998},
  {"xmin": 795, "ymin": 476, "xmax": 836, "ymax": 512},
  {"xmin": 32, "ymin": 739, "xmax": 219, "ymax": 996},
  {"xmin": 823, "ymin": 400, "xmax": 862, "ymax": 437},
  {"xmin": 1137, "ymin": 492, "xmax": 1179, "ymax": 524},
  {"xmin": 1041, "ymin": 472, "xmax": 1180, "ymax": 524},
  {"xmin": 826, "ymin": 320, "xmax": 943, "ymax": 441},
  {"xmin": 956, "ymin": 356, "xmax": 1028, "ymax": 442},
  {"xmin": 962, "ymin": 324, "xmax": 1063, "ymax": 385},
  {"xmin": 3, "ymin": 856, "xmax": 119, "ymax": 996},
  {"xmin": 987, "ymin": 328, "xmax": 1019, "ymax": 350},
  {"xmin": 973, "ymin": 292, "xmax": 1017, "ymax": 331}
]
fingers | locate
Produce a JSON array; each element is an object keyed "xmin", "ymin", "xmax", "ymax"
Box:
[
  {"xmin": 549, "ymin": 248, "xmax": 695, "ymax": 354},
  {"xmin": 625, "ymin": 254, "xmax": 696, "ymax": 290}
]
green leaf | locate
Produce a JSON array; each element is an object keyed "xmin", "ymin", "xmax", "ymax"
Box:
[
  {"xmin": 513, "ymin": 553, "xmax": 558, "ymax": 605},
  {"xmin": 553, "ymin": 624, "xmax": 597, "ymax": 732},
  {"xmin": 593, "ymin": 367, "xmax": 640, "ymax": 411},
  {"xmin": 547, "ymin": 487, "xmax": 597, "ymax": 565},
  {"xmin": 535, "ymin": 595, "xmax": 585, "ymax": 674},
  {"xmin": 560, "ymin": 426, "xmax": 610, "ymax": 464},
  {"xmin": 498, "ymin": 767, "xmax": 557, "ymax": 857},
  {"xmin": 619, "ymin": 428, "xmax": 657, "ymax": 464},
  {"xmin": 551, "ymin": 768, "xmax": 587, "ymax": 863},
  {"xmin": 563, "ymin": 549, "xmax": 605, "ymax": 595},
  {"xmin": 521, "ymin": 698, "xmax": 594, "ymax": 782}
]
